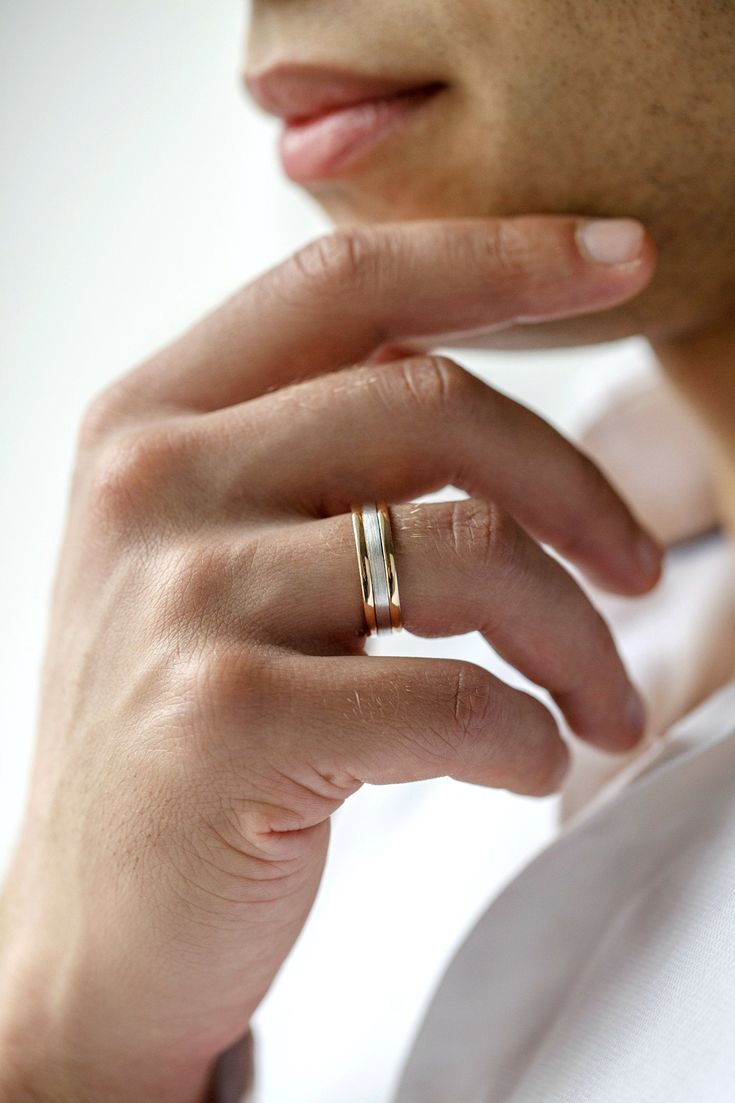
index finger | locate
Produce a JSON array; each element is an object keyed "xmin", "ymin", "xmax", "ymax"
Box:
[{"xmin": 125, "ymin": 215, "xmax": 654, "ymax": 411}]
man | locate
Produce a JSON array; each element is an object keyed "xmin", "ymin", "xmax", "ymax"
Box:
[{"xmin": 1, "ymin": 2, "xmax": 734, "ymax": 1100}]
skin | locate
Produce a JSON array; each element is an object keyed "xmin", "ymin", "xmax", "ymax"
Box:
[{"xmin": 0, "ymin": 1, "xmax": 733, "ymax": 1099}]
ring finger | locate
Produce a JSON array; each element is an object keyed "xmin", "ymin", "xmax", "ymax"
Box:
[{"xmin": 220, "ymin": 500, "xmax": 644, "ymax": 754}]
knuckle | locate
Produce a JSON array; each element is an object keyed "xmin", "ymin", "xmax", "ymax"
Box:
[
  {"xmin": 394, "ymin": 354, "xmax": 469, "ymax": 414},
  {"xmin": 579, "ymin": 614, "xmax": 625, "ymax": 702},
  {"xmin": 447, "ymin": 498, "xmax": 519, "ymax": 575},
  {"xmin": 155, "ymin": 537, "xmax": 265, "ymax": 639},
  {"xmin": 198, "ymin": 647, "xmax": 256, "ymax": 705},
  {"xmin": 161, "ymin": 542, "xmax": 233, "ymax": 625},
  {"xmin": 548, "ymin": 525, "xmax": 587, "ymax": 564},
  {"xmin": 85, "ymin": 423, "xmax": 192, "ymax": 529},
  {"xmin": 439, "ymin": 665, "xmax": 566, "ymax": 795},
  {"xmin": 85, "ymin": 431, "xmax": 153, "ymax": 528},
  {"xmin": 447, "ymin": 661, "xmax": 498, "ymax": 753},
  {"xmin": 480, "ymin": 219, "xmax": 533, "ymax": 282},
  {"xmin": 520, "ymin": 702, "xmax": 567, "ymax": 796},
  {"xmin": 78, "ymin": 383, "xmax": 130, "ymax": 448},
  {"xmin": 590, "ymin": 607, "xmax": 619, "ymax": 662},
  {"xmin": 288, "ymin": 227, "xmax": 372, "ymax": 297},
  {"xmin": 544, "ymin": 455, "xmax": 611, "ymax": 555},
  {"xmin": 531, "ymin": 741, "xmax": 568, "ymax": 797},
  {"xmin": 186, "ymin": 646, "xmax": 271, "ymax": 728}
]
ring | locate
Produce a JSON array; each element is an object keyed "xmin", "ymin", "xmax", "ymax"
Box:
[{"xmin": 351, "ymin": 502, "xmax": 402, "ymax": 637}]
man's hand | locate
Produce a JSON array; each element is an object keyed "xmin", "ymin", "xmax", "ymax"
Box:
[{"xmin": 0, "ymin": 216, "xmax": 660, "ymax": 1102}]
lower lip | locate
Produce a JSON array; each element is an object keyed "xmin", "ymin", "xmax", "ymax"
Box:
[{"xmin": 278, "ymin": 85, "xmax": 443, "ymax": 183}]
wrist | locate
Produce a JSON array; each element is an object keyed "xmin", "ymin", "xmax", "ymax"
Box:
[
  {"xmin": 0, "ymin": 934, "xmax": 217, "ymax": 1103},
  {"xmin": 0, "ymin": 1011, "xmax": 216, "ymax": 1103}
]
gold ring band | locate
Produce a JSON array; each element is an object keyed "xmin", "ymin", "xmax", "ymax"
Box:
[
  {"xmin": 377, "ymin": 502, "xmax": 402, "ymax": 632},
  {"xmin": 351, "ymin": 505, "xmax": 378, "ymax": 636},
  {"xmin": 351, "ymin": 502, "xmax": 402, "ymax": 637}
]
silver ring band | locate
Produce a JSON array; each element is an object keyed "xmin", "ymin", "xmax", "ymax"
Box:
[
  {"xmin": 362, "ymin": 504, "xmax": 392, "ymax": 634},
  {"xmin": 351, "ymin": 502, "xmax": 402, "ymax": 637}
]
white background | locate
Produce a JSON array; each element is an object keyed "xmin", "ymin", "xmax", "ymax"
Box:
[{"xmin": 0, "ymin": 3, "xmax": 647, "ymax": 1099}]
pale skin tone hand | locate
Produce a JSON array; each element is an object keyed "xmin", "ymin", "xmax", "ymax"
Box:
[{"xmin": 0, "ymin": 216, "xmax": 661, "ymax": 1102}]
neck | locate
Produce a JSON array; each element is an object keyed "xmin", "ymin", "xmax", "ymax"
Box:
[{"xmin": 652, "ymin": 318, "xmax": 735, "ymax": 536}]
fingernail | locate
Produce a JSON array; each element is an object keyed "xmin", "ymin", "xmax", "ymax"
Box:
[
  {"xmin": 576, "ymin": 219, "xmax": 645, "ymax": 266},
  {"xmin": 636, "ymin": 531, "xmax": 662, "ymax": 579}
]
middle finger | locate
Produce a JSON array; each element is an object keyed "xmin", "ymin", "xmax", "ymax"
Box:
[{"xmin": 202, "ymin": 355, "xmax": 661, "ymax": 597}]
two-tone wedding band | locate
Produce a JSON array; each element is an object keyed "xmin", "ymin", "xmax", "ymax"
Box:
[{"xmin": 351, "ymin": 502, "xmax": 402, "ymax": 637}]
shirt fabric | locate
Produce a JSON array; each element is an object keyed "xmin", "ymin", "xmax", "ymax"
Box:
[{"xmin": 393, "ymin": 678, "xmax": 735, "ymax": 1103}]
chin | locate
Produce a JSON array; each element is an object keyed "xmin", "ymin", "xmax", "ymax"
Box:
[
  {"xmin": 442, "ymin": 282, "xmax": 733, "ymax": 353},
  {"xmin": 445, "ymin": 303, "xmax": 654, "ymax": 353}
]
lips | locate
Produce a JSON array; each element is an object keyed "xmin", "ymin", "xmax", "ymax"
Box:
[{"xmin": 245, "ymin": 64, "xmax": 446, "ymax": 182}]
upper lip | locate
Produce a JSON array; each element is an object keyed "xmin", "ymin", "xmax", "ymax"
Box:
[{"xmin": 244, "ymin": 63, "xmax": 445, "ymax": 123}]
